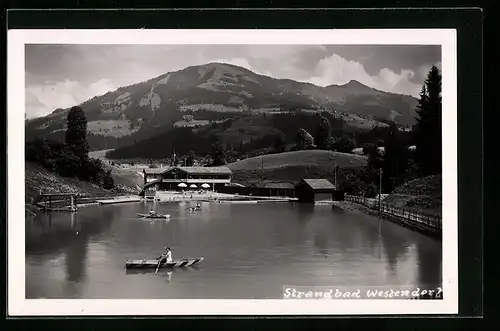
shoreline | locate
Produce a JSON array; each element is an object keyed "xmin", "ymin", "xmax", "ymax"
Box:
[
  {"xmin": 28, "ymin": 191, "xmax": 296, "ymax": 214},
  {"xmin": 334, "ymin": 201, "xmax": 442, "ymax": 240},
  {"xmin": 152, "ymin": 191, "xmax": 296, "ymax": 203},
  {"xmin": 31, "ymin": 194, "xmax": 142, "ymax": 213}
]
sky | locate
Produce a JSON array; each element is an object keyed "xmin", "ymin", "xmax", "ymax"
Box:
[{"xmin": 25, "ymin": 44, "xmax": 441, "ymax": 119}]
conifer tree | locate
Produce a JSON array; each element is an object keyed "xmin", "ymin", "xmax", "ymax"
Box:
[
  {"xmin": 315, "ymin": 116, "xmax": 333, "ymax": 150},
  {"xmin": 413, "ymin": 66, "xmax": 442, "ymax": 175},
  {"xmin": 65, "ymin": 106, "xmax": 89, "ymax": 160}
]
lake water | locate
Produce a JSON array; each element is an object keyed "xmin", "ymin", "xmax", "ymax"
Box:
[{"xmin": 25, "ymin": 201, "xmax": 442, "ymax": 299}]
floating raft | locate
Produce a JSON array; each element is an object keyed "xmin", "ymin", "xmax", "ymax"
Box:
[
  {"xmin": 97, "ymin": 197, "xmax": 142, "ymax": 205},
  {"xmin": 125, "ymin": 257, "xmax": 204, "ymax": 269},
  {"xmin": 137, "ymin": 213, "xmax": 170, "ymax": 219}
]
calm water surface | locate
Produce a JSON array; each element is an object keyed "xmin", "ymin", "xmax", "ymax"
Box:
[{"xmin": 25, "ymin": 201, "xmax": 442, "ymax": 299}]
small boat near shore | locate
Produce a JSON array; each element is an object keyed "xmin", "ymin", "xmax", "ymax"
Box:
[
  {"xmin": 137, "ymin": 213, "xmax": 170, "ymax": 219},
  {"xmin": 125, "ymin": 257, "xmax": 204, "ymax": 269}
]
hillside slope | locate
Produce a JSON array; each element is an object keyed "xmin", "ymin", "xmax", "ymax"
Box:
[
  {"xmin": 89, "ymin": 150, "xmax": 145, "ymax": 189},
  {"xmin": 384, "ymin": 174, "xmax": 442, "ymax": 216},
  {"xmin": 227, "ymin": 150, "xmax": 367, "ymax": 187},
  {"xmin": 25, "ymin": 162, "xmax": 139, "ymax": 204},
  {"xmin": 26, "ymin": 62, "xmax": 418, "ymax": 150}
]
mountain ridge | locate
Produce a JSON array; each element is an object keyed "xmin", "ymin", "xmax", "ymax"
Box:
[{"xmin": 26, "ymin": 62, "xmax": 419, "ymax": 149}]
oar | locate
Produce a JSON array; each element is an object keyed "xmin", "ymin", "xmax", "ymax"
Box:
[{"xmin": 155, "ymin": 258, "xmax": 162, "ymax": 274}]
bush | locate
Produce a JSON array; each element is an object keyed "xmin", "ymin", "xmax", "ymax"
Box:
[
  {"xmin": 54, "ymin": 146, "xmax": 81, "ymax": 177},
  {"xmin": 102, "ymin": 170, "xmax": 115, "ymax": 190},
  {"xmin": 341, "ymin": 168, "xmax": 377, "ymax": 197},
  {"xmin": 26, "ymin": 138, "xmax": 65, "ymax": 171},
  {"xmin": 362, "ymin": 143, "xmax": 378, "ymax": 156},
  {"xmin": 332, "ymin": 135, "xmax": 356, "ymax": 153},
  {"xmin": 79, "ymin": 157, "xmax": 105, "ymax": 184}
]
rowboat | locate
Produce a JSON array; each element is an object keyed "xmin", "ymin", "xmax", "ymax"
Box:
[
  {"xmin": 137, "ymin": 213, "xmax": 170, "ymax": 219},
  {"xmin": 125, "ymin": 257, "xmax": 204, "ymax": 269}
]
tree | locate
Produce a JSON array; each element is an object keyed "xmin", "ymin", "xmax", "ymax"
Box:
[
  {"xmin": 332, "ymin": 135, "xmax": 356, "ymax": 153},
  {"xmin": 315, "ymin": 116, "xmax": 333, "ymax": 150},
  {"xmin": 413, "ymin": 65, "xmax": 442, "ymax": 175},
  {"xmin": 26, "ymin": 138, "xmax": 63, "ymax": 171},
  {"xmin": 65, "ymin": 106, "xmax": 89, "ymax": 160},
  {"xmin": 79, "ymin": 157, "xmax": 105, "ymax": 184},
  {"xmin": 273, "ymin": 133, "xmax": 286, "ymax": 153},
  {"xmin": 362, "ymin": 143, "xmax": 378, "ymax": 156},
  {"xmin": 296, "ymin": 128, "xmax": 315, "ymax": 150},
  {"xmin": 185, "ymin": 150, "xmax": 196, "ymax": 166},
  {"xmin": 210, "ymin": 142, "xmax": 227, "ymax": 166},
  {"xmin": 381, "ymin": 125, "xmax": 410, "ymax": 192},
  {"xmin": 102, "ymin": 170, "xmax": 115, "ymax": 190}
]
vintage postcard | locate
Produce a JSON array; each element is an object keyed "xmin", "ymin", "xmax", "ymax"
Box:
[{"xmin": 8, "ymin": 28, "xmax": 457, "ymax": 315}]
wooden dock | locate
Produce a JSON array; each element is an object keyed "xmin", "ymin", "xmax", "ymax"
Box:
[
  {"xmin": 33, "ymin": 191, "xmax": 82, "ymax": 212},
  {"xmin": 97, "ymin": 196, "xmax": 142, "ymax": 205}
]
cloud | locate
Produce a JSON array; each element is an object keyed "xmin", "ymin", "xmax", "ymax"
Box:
[
  {"xmin": 309, "ymin": 53, "xmax": 424, "ymax": 96},
  {"xmin": 24, "ymin": 45, "xmax": 441, "ymax": 118},
  {"xmin": 26, "ymin": 78, "xmax": 117, "ymax": 118},
  {"xmin": 25, "ymin": 89, "xmax": 50, "ymax": 119},
  {"xmin": 416, "ymin": 61, "xmax": 442, "ymax": 82}
]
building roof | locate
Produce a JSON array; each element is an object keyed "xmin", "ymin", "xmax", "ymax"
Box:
[
  {"xmin": 264, "ymin": 182, "xmax": 295, "ymax": 189},
  {"xmin": 228, "ymin": 183, "xmax": 246, "ymax": 187},
  {"xmin": 178, "ymin": 166, "xmax": 232, "ymax": 175},
  {"xmin": 145, "ymin": 166, "xmax": 232, "ymax": 175},
  {"xmin": 144, "ymin": 168, "xmax": 165, "ymax": 174},
  {"xmin": 141, "ymin": 178, "xmax": 161, "ymax": 191},
  {"xmin": 299, "ymin": 178, "xmax": 336, "ymax": 190}
]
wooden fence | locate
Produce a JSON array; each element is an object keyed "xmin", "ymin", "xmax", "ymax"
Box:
[
  {"xmin": 345, "ymin": 194, "xmax": 442, "ymax": 233},
  {"xmin": 218, "ymin": 186, "xmax": 296, "ymax": 198}
]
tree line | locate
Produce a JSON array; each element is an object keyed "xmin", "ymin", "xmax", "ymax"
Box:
[
  {"xmin": 341, "ymin": 65, "xmax": 442, "ymax": 196},
  {"xmin": 26, "ymin": 106, "xmax": 115, "ymax": 190},
  {"xmin": 58, "ymin": 66, "xmax": 441, "ymax": 198}
]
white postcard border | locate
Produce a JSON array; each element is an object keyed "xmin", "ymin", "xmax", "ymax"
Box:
[{"xmin": 8, "ymin": 28, "xmax": 458, "ymax": 316}]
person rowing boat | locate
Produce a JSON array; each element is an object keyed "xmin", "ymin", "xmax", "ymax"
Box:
[
  {"xmin": 149, "ymin": 209, "xmax": 157, "ymax": 216},
  {"xmin": 155, "ymin": 246, "xmax": 172, "ymax": 273},
  {"xmin": 187, "ymin": 203, "xmax": 202, "ymax": 212}
]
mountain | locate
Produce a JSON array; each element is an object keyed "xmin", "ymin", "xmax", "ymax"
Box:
[{"xmin": 26, "ymin": 62, "xmax": 418, "ymax": 148}]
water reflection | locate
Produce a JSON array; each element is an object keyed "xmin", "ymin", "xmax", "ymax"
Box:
[
  {"xmin": 295, "ymin": 203, "xmax": 315, "ymax": 225},
  {"xmin": 147, "ymin": 218, "xmax": 171, "ymax": 229},
  {"xmin": 64, "ymin": 221, "xmax": 88, "ymax": 283},
  {"xmin": 379, "ymin": 219, "xmax": 419, "ymax": 276},
  {"xmin": 417, "ymin": 240, "xmax": 443, "ymax": 288},
  {"xmin": 313, "ymin": 230, "xmax": 329, "ymax": 257},
  {"xmin": 163, "ymin": 271, "xmax": 173, "ymax": 283},
  {"xmin": 125, "ymin": 269, "xmax": 174, "ymax": 283},
  {"xmin": 26, "ymin": 206, "xmax": 116, "ymax": 287},
  {"xmin": 26, "ymin": 203, "xmax": 442, "ymax": 299},
  {"xmin": 125, "ymin": 265, "xmax": 203, "ymax": 285}
]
